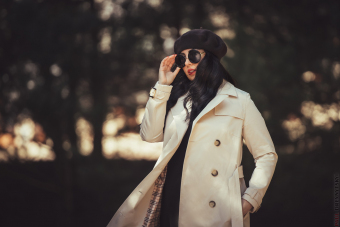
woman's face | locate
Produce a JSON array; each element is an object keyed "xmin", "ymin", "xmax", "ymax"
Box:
[{"xmin": 180, "ymin": 48, "xmax": 206, "ymax": 81}]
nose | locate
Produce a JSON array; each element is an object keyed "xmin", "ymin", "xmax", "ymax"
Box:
[{"xmin": 185, "ymin": 57, "xmax": 192, "ymax": 66}]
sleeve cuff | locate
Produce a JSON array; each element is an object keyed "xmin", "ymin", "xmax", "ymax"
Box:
[
  {"xmin": 155, "ymin": 81, "xmax": 173, "ymax": 93},
  {"xmin": 242, "ymin": 193, "xmax": 260, "ymax": 213},
  {"xmin": 151, "ymin": 81, "xmax": 173, "ymax": 101},
  {"xmin": 242, "ymin": 187, "xmax": 262, "ymax": 213}
]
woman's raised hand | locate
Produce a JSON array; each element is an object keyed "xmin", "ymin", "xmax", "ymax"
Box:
[{"xmin": 158, "ymin": 54, "xmax": 181, "ymax": 85}]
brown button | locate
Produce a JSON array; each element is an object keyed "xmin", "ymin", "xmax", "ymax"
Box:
[
  {"xmin": 209, "ymin": 201, "xmax": 216, "ymax": 208},
  {"xmin": 211, "ymin": 169, "xmax": 218, "ymax": 176},
  {"xmin": 214, "ymin": 139, "xmax": 221, "ymax": 146}
]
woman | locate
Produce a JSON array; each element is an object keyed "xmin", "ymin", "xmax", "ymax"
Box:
[{"xmin": 107, "ymin": 28, "xmax": 278, "ymax": 227}]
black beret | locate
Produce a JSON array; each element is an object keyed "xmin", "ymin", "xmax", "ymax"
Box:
[{"xmin": 174, "ymin": 28, "xmax": 227, "ymax": 60}]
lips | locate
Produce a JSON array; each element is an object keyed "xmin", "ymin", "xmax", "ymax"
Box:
[{"xmin": 188, "ymin": 69, "xmax": 196, "ymax": 74}]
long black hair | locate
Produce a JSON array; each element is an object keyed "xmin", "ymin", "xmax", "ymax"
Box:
[{"xmin": 163, "ymin": 50, "xmax": 237, "ymax": 133}]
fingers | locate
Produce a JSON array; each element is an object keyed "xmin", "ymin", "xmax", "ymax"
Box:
[
  {"xmin": 161, "ymin": 56, "xmax": 168, "ymax": 67},
  {"xmin": 174, "ymin": 65, "xmax": 181, "ymax": 73},
  {"xmin": 162, "ymin": 54, "xmax": 176, "ymax": 68}
]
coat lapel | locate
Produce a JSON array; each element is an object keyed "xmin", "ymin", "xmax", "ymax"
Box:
[{"xmin": 170, "ymin": 79, "xmax": 238, "ymax": 146}]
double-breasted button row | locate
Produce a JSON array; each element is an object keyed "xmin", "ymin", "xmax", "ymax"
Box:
[
  {"xmin": 209, "ymin": 140, "xmax": 220, "ymax": 209},
  {"xmin": 211, "ymin": 169, "xmax": 218, "ymax": 176},
  {"xmin": 209, "ymin": 201, "xmax": 216, "ymax": 208}
]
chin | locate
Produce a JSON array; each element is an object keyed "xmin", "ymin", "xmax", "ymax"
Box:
[
  {"xmin": 188, "ymin": 74, "xmax": 195, "ymax": 81},
  {"xmin": 186, "ymin": 75, "xmax": 195, "ymax": 81}
]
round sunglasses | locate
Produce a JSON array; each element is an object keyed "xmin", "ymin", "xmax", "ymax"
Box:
[{"xmin": 171, "ymin": 49, "xmax": 205, "ymax": 72}]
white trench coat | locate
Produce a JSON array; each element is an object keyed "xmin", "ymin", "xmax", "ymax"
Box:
[{"xmin": 108, "ymin": 79, "xmax": 278, "ymax": 227}]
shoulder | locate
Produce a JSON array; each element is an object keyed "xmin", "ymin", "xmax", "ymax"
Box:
[
  {"xmin": 221, "ymin": 79, "xmax": 250, "ymax": 103},
  {"xmin": 215, "ymin": 83, "xmax": 250, "ymax": 120},
  {"xmin": 233, "ymin": 86, "xmax": 251, "ymax": 118},
  {"xmin": 235, "ymin": 87, "xmax": 251, "ymax": 105},
  {"xmin": 235, "ymin": 87, "xmax": 250, "ymax": 99}
]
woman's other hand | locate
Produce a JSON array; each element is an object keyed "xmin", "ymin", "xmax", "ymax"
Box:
[
  {"xmin": 158, "ymin": 54, "xmax": 181, "ymax": 85},
  {"xmin": 241, "ymin": 198, "xmax": 253, "ymax": 217}
]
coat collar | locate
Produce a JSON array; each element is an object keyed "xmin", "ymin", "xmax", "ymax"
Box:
[{"xmin": 169, "ymin": 79, "xmax": 238, "ymax": 149}]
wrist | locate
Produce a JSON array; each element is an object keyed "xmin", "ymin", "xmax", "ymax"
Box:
[
  {"xmin": 158, "ymin": 81, "xmax": 169, "ymax": 86},
  {"xmin": 242, "ymin": 198, "xmax": 253, "ymax": 209}
]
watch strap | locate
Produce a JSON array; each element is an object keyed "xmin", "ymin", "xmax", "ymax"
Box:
[{"xmin": 149, "ymin": 87, "xmax": 157, "ymax": 98}]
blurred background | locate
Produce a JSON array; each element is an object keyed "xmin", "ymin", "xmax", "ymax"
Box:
[{"xmin": 0, "ymin": 0, "xmax": 339, "ymax": 226}]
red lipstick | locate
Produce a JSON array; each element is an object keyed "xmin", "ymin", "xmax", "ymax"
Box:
[{"xmin": 188, "ymin": 69, "xmax": 196, "ymax": 75}]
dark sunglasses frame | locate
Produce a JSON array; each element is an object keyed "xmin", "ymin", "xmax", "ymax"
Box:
[{"xmin": 171, "ymin": 49, "xmax": 205, "ymax": 72}]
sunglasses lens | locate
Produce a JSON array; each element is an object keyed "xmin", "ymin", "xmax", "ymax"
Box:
[
  {"xmin": 175, "ymin": 55, "xmax": 186, "ymax": 68},
  {"xmin": 188, "ymin": 50, "xmax": 201, "ymax": 63}
]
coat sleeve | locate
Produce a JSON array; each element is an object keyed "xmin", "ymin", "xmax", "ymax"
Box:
[
  {"xmin": 241, "ymin": 93, "xmax": 278, "ymax": 213},
  {"xmin": 139, "ymin": 81, "xmax": 173, "ymax": 143}
]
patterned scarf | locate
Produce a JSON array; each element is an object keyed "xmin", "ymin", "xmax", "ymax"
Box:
[{"xmin": 142, "ymin": 165, "xmax": 168, "ymax": 227}]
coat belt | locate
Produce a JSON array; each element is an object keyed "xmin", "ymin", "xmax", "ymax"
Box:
[{"xmin": 229, "ymin": 165, "xmax": 244, "ymax": 227}]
